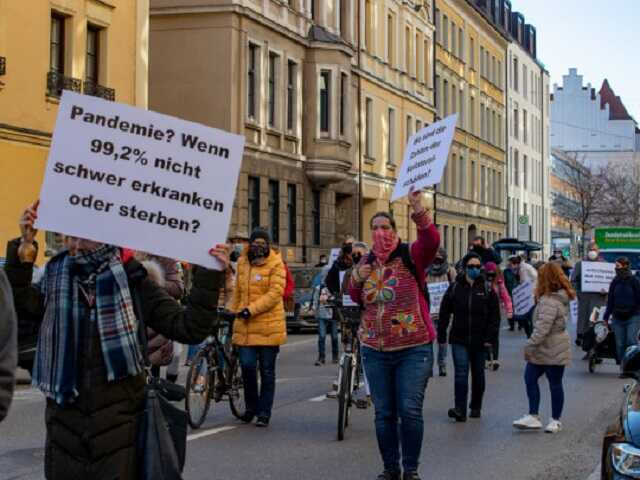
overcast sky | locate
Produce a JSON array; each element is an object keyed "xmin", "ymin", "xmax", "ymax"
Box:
[{"xmin": 515, "ymin": 0, "xmax": 639, "ymax": 121}]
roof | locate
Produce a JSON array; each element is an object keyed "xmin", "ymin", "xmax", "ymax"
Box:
[
  {"xmin": 599, "ymin": 79, "xmax": 633, "ymax": 121},
  {"xmin": 308, "ymin": 25, "xmax": 342, "ymax": 44}
]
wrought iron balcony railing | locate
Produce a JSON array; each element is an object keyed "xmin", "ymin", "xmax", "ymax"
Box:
[
  {"xmin": 83, "ymin": 81, "xmax": 115, "ymax": 101},
  {"xmin": 47, "ymin": 70, "xmax": 81, "ymax": 98},
  {"xmin": 0, "ymin": 57, "xmax": 6, "ymax": 76}
]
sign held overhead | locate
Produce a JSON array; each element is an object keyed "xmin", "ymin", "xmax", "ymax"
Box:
[{"xmin": 391, "ymin": 113, "xmax": 458, "ymax": 202}]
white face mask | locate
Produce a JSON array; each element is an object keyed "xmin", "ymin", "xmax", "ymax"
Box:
[{"xmin": 587, "ymin": 251, "xmax": 598, "ymax": 260}]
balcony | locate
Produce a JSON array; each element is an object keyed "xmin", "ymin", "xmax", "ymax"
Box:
[
  {"xmin": 84, "ymin": 81, "xmax": 115, "ymax": 101},
  {"xmin": 47, "ymin": 71, "xmax": 81, "ymax": 98},
  {"xmin": 0, "ymin": 56, "xmax": 5, "ymax": 76}
]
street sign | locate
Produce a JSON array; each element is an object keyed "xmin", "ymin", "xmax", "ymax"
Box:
[{"xmin": 517, "ymin": 215, "xmax": 530, "ymax": 242}]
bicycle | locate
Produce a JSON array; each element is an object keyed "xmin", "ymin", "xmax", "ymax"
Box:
[
  {"xmin": 334, "ymin": 303, "xmax": 368, "ymax": 441},
  {"xmin": 185, "ymin": 309, "xmax": 248, "ymax": 429}
]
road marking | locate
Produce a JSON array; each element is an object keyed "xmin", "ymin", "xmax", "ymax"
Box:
[
  {"xmin": 309, "ymin": 395, "xmax": 328, "ymax": 402},
  {"xmin": 187, "ymin": 425, "xmax": 237, "ymax": 442},
  {"xmin": 281, "ymin": 338, "xmax": 316, "ymax": 349}
]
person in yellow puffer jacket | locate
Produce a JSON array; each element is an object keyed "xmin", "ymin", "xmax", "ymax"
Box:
[{"xmin": 230, "ymin": 227, "xmax": 287, "ymax": 427}]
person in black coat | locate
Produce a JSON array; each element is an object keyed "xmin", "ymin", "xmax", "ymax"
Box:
[
  {"xmin": 439, "ymin": 253, "xmax": 500, "ymax": 422},
  {"xmin": 0, "ymin": 269, "xmax": 17, "ymax": 423},
  {"xmin": 324, "ymin": 236, "xmax": 355, "ymax": 296},
  {"xmin": 5, "ymin": 202, "xmax": 227, "ymax": 480},
  {"xmin": 603, "ymin": 257, "xmax": 640, "ymax": 369}
]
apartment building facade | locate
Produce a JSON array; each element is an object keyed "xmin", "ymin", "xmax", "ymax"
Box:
[
  {"xmin": 506, "ymin": 8, "xmax": 551, "ymax": 254},
  {"xmin": 434, "ymin": 0, "xmax": 509, "ymax": 263},
  {"xmin": 0, "ymin": 0, "xmax": 149, "ymax": 260}
]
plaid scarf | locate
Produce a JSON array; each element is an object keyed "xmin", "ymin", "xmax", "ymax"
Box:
[{"xmin": 33, "ymin": 245, "xmax": 142, "ymax": 405}]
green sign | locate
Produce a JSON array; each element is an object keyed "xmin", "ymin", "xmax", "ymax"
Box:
[
  {"xmin": 518, "ymin": 215, "xmax": 529, "ymax": 225},
  {"xmin": 562, "ymin": 248, "xmax": 571, "ymax": 258},
  {"xmin": 595, "ymin": 227, "xmax": 640, "ymax": 250}
]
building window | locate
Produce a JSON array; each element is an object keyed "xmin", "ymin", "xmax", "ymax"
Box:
[
  {"xmin": 287, "ymin": 60, "xmax": 296, "ymax": 131},
  {"xmin": 523, "ymin": 109, "xmax": 528, "ymax": 144},
  {"xmin": 481, "ymin": 166, "xmax": 486, "ymax": 204},
  {"xmin": 248, "ymin": 176, "xmax": 260, "ymax": 231},
  {"xmin": 416, "ymin": 118, "xmax": 422, "ymax": 133},
  {"xmin": 86, "ymin": 25, "xmax": 100, "ymax": 84},
  {"xmin": 387, "ymin": 107, "xmax": 396, "ymax": 165},
  {"xmin": 469, "ymin": 37, "xmax": 475, "ymax": 69},
  {"xmin": 406, "ymin": 114, "xmax": 413, "ymax": 142},
  {"xmin": 480, "ymin": 104, "xmax": 486, "ymax": 140},
  {"xmin": 443, "ymin": 79, "xmax": 449, "ymax": 117},
  {"xmin": 458, "ymin": 28, "xmax": 464, "ymax": 59},
  {"xmin": 459, "ymin": 89, "xmax": 465, "ymax": 129},
  {"xmin": 442, "ymin": 15, "xmax": 449, "ymax": 50},
  {"xmin": 312, "ymin": 190, "xmax": 321, "ymax": 245},
  {"xmin": 423, "ymin": 39, "xmax": 430, "ymax": 85},
  {"xmin": 405, "ymin": 25, "xmax": 411, "ymax": 74},
  {"xmin": 480, "ymin": 46, "xmax": 484, "ymax": 77},
  {"xmin": 523, "ymin": 155, "xmax": 528, "ymax": 189},
  {"xmin": 459, "ymin": 155, "xmax": 465, "ymax": 198},
  {"xmin": 365, "ymin": 97, "xmax": 373, "ymax": 158},
  {"xmin": 514, "ymin": 149, "xmax": 519, "ymax": 186},
  {"xmin": 365, "ymin": 0, "xmax": 373, "ymax": 53},
  {"xmin": 320, "ymin": 70, "xmax": 331, "ymax": 133},
  {"xmin": 268, "ymin": 180, "xmax": 280, "ymax": 243},
  {"xmin": 268, "ymin": 52, "xmax": 278, "ymax": 127},
  {"xmin": 523, "ymin": 64, "xmax": 528, "ymax": 99},
  {"xmin": 50, "ymin": 13, "xmax": 65, "ymax": 74},
  {"xmin": 513, "ymin": 56, "xmax": 519, "ymax": 91},
  {"xmin": 416, "ymin": 32, "xmax": 423, "ymax": 82},
  {"xmin": 471, "ymin": 160, "xmax": 476, "ymax": 201},
  {"xmin": 340, "ymin": 73, "xmax": 348, "ymax": 136},
  {"xmin": 497, "ymin": 59, "xmax": 502, "ymax": 88},
  {"xmin": 247, "ymin": 44, "xmax": 259, "ymax": 119},
  {"xmin": 435, "ymin": 9, "xmax": 441, "ymax": 43},
  {"xmin": 451, "ymin": 23, "xmax": 457, "ymax": 56},
  {"xmin": 435, "ymin": 75, "xmax": 441, "ymax": 116},
  {"xmin": 387, "ymin": 13, "xmax": 395, "ymax": 66},
  {"xmin": 469, "ymin": 96, "xmax": 475, "ymax": 135},
  {"xmin": 287, "ymin": 184, "xmax": 297, "ymax": 244},
  {"xmin": 513, "ymin": 106, "xmax": 519, "ymax": 139}
]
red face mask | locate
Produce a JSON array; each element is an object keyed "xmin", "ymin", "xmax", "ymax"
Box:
[{"xmin": 372, "ymin": 228, "xmax": 399, "ymax": 264}]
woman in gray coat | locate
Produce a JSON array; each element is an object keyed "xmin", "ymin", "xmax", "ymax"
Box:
[{"xmin": 513, "ymin": 263, "xmax": 576, "ymax": 434}]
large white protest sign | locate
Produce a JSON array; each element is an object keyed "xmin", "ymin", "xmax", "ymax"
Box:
[
  {"xmin": 581, "ymin": 262, "xmax": 616, "ymax": 293},
  {"xmin": 427, "ymin": 282, "xmax": 449, "ymax": 315},
  {"xmin": 330, "ymin": 248, "xmax": 341, "ymax": 267},
  {"xmin": 339, "ymin": 271, "xmax": 358, "ymax": 307},
  {"xmin": 513, "ymin": 281, "xmax": 535, "ymax": 316},
  {"xmin": 36, "ymin": 91, "xmax": 245, "ymax": 269},
  {"xmin": 391, "ymin": 114, "xmax": 458, "ymax": 202}
]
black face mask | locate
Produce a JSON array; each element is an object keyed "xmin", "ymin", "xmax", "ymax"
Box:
[
  {"xmin": 230, "ymin": 250, "xmax": 241, "ymax": 263},
  {"xmin": 616, "ymin": 267, "xmax": 630, "ymax": 277},
  {"xmin": 342, "ymin": 243, "xmax": 353, "ymax": 255},
  {"xmin": 352, "ymin": 253, "xmax": 362, "ymax": 265},
  {"xmin": 433, "ymin": 258, "xmax": 444, "ymax": 265},
  {"xmin": 487, "ymin": 274, "xmax": 497, "ymax": 282},
  {"xmin": 248, "ymin": 245, "xmax": 269, "ymax": 262}
]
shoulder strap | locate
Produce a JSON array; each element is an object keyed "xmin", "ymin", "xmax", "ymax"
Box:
[{"xmin": 398, "ymin": 243, "xmax": 420, "ymax": 287}]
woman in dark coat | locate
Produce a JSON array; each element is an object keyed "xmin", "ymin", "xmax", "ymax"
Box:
[{"xmin": 5, "ymin": 202, "xmax": 227, "ymax": 480}]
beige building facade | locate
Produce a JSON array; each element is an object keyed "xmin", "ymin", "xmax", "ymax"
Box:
[
  {"xmin": 0, "ymin": 0, "xmax": 149, "ymax": 261},
  {"xmin": 434, "ymin": 0, "xmax": 509, "ymax": 263}
]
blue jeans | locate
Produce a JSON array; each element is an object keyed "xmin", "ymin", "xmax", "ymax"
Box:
[
  {"xmin": 524, "ymin": 363, "xmax": 565, "ymax": 420},
  {"xmin": 317, "ymin": 317, "xmax": 338, "ymax": 360},
  {"xmin": 451, "ymin": 344, "xmax": 486, "ymax": 412},
  {"xmin": 238, "ymin": 346, "xmax": 279, "ymax": 419},
  {"xmin": 361, "ymin": 344, "xmax": 433, "ymax": 473},
  {"xmin": 611, "ymin": 315, "xmax": 640, "ymax": 364}
]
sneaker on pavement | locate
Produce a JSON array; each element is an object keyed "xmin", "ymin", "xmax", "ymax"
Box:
[
  {"xmin": 315, "ymin": 358, "xmax": 325, "ymax": 366},
  {"xmin": 469, "ymin": 409, "xmax": 481, "ymax": 418},
  {"xmin": 513, "ymin": 414, "xmax": 542, "ymax": 430},
  {"xmin": 376, "ymin": 471, "xmax": 401, "ymax": 480},
  {"xmin": 255, "ymin": 416, "xmax": 270, "ymax": 428},
  {"xmin": 545, "ymin": 419, "xmax": 562, "ymax": 434},
  {"xmin": 403, "ymin": 472, "xmax": 421, "ymax": 480},
  {"xmin": 439, "ymin": 365, "xmax": 447, "ymax": 377},
  {"xmin": 448, "ymin": 408, "xmax": 467, "ymax": 422}
]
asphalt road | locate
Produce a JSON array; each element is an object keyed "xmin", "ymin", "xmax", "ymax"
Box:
[{"xmin": 0, "ymin": 327, "xmax": 624, "ymax": 480}]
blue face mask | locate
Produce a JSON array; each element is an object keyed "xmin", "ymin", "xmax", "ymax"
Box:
[{"xmin": 466, "ymin": 266, "xmax": 481, "ymax": 280}]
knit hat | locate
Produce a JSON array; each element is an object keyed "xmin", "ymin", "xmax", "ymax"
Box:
[
  {"xmin": 484, "ymin": 261, "xmax": 498, "ymax": 273},
  {"xmin": 462, "ymin": 252, "xmax": 481, "ymax": 267},
  {"xmin": 249, "ymin": 227, "xmax": 271, "ymax": 245}
]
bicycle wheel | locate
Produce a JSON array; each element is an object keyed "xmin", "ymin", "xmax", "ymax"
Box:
[
  {"xmin": 337, "ymin": 355, "xmax": 353, "ymax": 441},
  {"xmin": 185, "ymin": 350, "xmax": 213, "ymax": 429},
  {"xmin": 228, "ymin": 355, "xmax": 248, "ymax": 419}
]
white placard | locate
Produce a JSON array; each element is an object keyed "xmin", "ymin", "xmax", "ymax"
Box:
[
  {"xmin": 35, "ymin": 92, "xmax": 245, "ymax": 269},
  {"xmin": 427, "ymin": 281, "xmax": 449, "ymax": 315},
  {"xmin": 581, "ymin": 262, "xmax": 616, "ymax": 293},
  {"xmin": 513, "ymin": 281, "xmax": 535, "ymax": 316},
  {"xmin": 391, "ymin": 114, "xmax": 458, "ymax": 202},
  {"xmin": 339, "ymin": 271, "xmax": 358, "ymax": 307},
  {"xmin": 329, "ymin": 248, "xmax": 341, "ymax": 267},
  {"xmin": 570, "ymin": 300, "xmax": 579, "ymax": 325}
]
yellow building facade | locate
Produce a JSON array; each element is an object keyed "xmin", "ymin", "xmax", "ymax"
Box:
[
  {"xmin": 434, "ymin": 0, "xmax": 508, "ymax": 262},
  {"xmin": 0, "ymin": 0, "xmax": 149, "ymax": 262},
  {"xmin": 358, "ymin": 0, "xmax": 437, "ymax": 244}
]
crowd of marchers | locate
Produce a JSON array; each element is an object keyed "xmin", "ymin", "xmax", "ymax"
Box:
[{"xmin": 2, "ymin": 194, "xmax": 640, "ymax": 480}]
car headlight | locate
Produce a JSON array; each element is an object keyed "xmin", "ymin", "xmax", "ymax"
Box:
[{"xmin": 612, "ymin": 443, "xmax": 640, "ymax": 477}]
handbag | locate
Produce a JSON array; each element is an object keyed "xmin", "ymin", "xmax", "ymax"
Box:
[{"xmin": 133, "ymin": 289, "xmax": 188, "ymax": 480}]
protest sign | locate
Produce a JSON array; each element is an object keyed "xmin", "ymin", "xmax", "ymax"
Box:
[
  {"xmin": 513, "ymin": 281, "xmax": 535, "ymax": 316},
  {"xmin": 581, "ymin": 262, "xmax": 616, "ymax": 293},
  {"xmin": 329, "ymin": 248, "xmax": 341, "ymax": 266},
  {"xmin": 390, "ymin": 113, "xmax": 458, "ymax": 201},
  {"xmin": 339, "ymin": 271, "xmax": 358, "ymax": 307},
  {"xmin": 570, "ymin": 300, "xmax": 579, "ymax": 326},
  {"xmin": 427, "ymin": 282, "xmax": 449, "ymax": 315},
  {"xmin": 36, "ymin": 91, "xmax": 244, "ymax": 269}
]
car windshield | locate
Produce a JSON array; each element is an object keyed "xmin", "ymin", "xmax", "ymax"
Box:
[{"xmin": 599, "ymin": 251, "xmax": 640, "ymax": 270}]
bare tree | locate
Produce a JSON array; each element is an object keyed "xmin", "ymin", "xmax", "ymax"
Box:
[
  {"xmin": 597, "ymin": 163, "xmax": 640, "ymax": 227},
  {"xmin": 552, "ymin": 153, "xmax": 605, "ymax": 256}
]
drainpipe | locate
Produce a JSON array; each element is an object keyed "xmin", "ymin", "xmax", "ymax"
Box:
[
  {"xmin": 504, "ymin": 46, "xmax": 510, "ymax": 240},
  {"xmin": 432, "ymin": 0, "xmax": 438, "ymax": 226},
  {"xmin": 357, "ymin": 0, "xmax": 364, "ymax": 241}
]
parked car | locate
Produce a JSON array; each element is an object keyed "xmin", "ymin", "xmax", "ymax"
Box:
[
  {"xmin": 286, "ymin": 266, "xmax": 324, "ymax": 333},
  {"xmin": 602, "ymin": 346, "xmax": 640, "ymax": 479}
]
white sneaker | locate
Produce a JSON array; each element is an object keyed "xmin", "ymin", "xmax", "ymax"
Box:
[
  {"xmin": 545, "ymin": 419, "xmax": 562, "ymax": 434},
  {"xmin": 513, "ymin": 414, "xmax": 543, "ymax": 430}
]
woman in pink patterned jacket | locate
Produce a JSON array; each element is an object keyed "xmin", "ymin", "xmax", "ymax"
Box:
[
  {"xmin": 484, "ymin": 261, "xmax": 512, "ymax": 367},
  {"xmin": 348, "ymin": 188, "xmax": 439, "ymax": 480}
]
